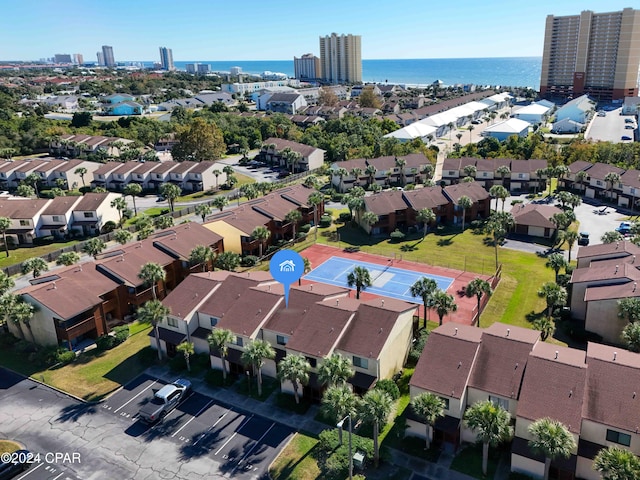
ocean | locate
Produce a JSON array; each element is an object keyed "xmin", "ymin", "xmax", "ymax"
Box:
[{"xmin": 142, "ymin": 57, "xmax": 542, "ymax": 89}]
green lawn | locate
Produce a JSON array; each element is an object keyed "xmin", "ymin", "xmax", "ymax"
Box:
[
  {"xmin": 269, "ymin": 432, "xmax": 321, "ymax": 480},
  {"xmin": 0, "ymin": 323, "xmax": 154, "ymax": 402},
  {"xmin": 0, "ymin": 240, "xmax": 79, "ymax": 270}
]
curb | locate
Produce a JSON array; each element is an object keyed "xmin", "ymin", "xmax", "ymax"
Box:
[{"xmin": 1, "ymin": 366, "xmax": 92, "ymax": 405}]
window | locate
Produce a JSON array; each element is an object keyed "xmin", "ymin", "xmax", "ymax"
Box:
[
  {"xmin": 276, "ymin": 335, "xmax": 288, "ymax": 345},
  {"xmin": 305, "ymin": 356, "xmax": 317, "ymax": 368},
  {"xmin": 489, "ymin": 395, "xmax": 509, "ymax": 411},
  {"xmin": 233, "ymin": 336, "xmax": 243, "ymax": 347},
  {"xmin": 210, "ymin": 317, "xmax": 218, "ymax": 327},
  {"xmin": 19, "ymin": 220, "xmax": 29, "ymax": 226},
  {"xmin": 52, "ymin": 216, "xmax": 62, "ymax": 222},
  {"xmin": 631, "ymin": 188, "xmax": 636, "ymax": 195},
  {"xmin": 439, "ymin": 397, "xmax": 450, "ymax": 410},
  {"xmin": 167, "ymin": 317, "xmax": 178, "ymax": 328},
  {"xmin": 606, "ymin": 429, "xmax": 631, "ymax": 446},
  {"xmin": 597, "ymin": 180, "xmax": 603, "ymax": 186},
  {"xmin": 353, "ymin": 356, "xmax": 368, "ymax": 369},
  {"xmin": 518, "ymin": 173, "xmax": 524, "ymax": 179},
  {"xmin": 83, "ymin": 212, "xmax": 94, "ymax": 218}
]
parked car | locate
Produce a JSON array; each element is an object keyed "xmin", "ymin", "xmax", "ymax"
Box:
[
  {"xmin": 616, "ymin": 222, "xmax": 632, "ymax": 235},
  {"xmin": 625, "ymin": 118, "xmax": 635, "ymax": 123},
  {"xmin": 625, "ymin": 125, "xmax": 635, "ymax": 129},
  {"xmin": 621, "ymin": 136, "xmax": 632, "ymax": 141},
  {"xmin": 138, "ymin": 379, "xmax": 191, "ymax": 423},
  {"xmin": 471, "ymin": 119, "xmax": 482, "ymax": 124},
  {"xmin": 597, "ymin": 111, "xmax": 606, "ymax": 117},
  {"xmin": 0, "ymin": 450, "xmax": 31, "ymax": 480},
  {"xmin": 578, "ymin": 232, "xmax": 590, "ymax": 246}
]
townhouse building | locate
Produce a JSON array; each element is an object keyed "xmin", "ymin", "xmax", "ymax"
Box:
[
  {"xmin": 70, "ymin": 192, "xmax": 120, "ymax": 236},
  {"xmin": 37, "ymin": 195, "xmax": 83, "ymax": 239},
  {"xmin": 0, "ymin": 198, "xmax": 50, "ymax": 245},
  {"xmin": 260, "ymin": 138, "xmax": 325, "ymax": 173}
]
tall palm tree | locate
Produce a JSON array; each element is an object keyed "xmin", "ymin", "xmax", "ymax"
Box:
[
  {"xmin": 0, "ymin": 293, "xmax": 17, "ymax": 333},
  {"xmin": 195, "ymin": 203, "xmax": 212, "ymax": 222},
  {"xmin": 212, "ymin": 195, "xmax": 228, "ymax": 212},
  {"xmin": 285, "ymin": 209, "xmax": 303, "ymax": 240},
  {"xmin": 560, "ymin": 230, "xmax": 579, "ymax": 263},
  {"xmin": 416, "ymin": 208, "xmax": 436, "ymax": 238},
  {"xmin": 277, "ymin": 354, "xmax": 311, "ymax": 404},
  {"xmin": 347, "ymin": 266, "xmax": 372, "ymax": 299},
  {"xmin": 465, "ymin": 278, "xmax": 493, "ymax": 327},
  {"xmin": 160, "ymin": 183, "xmax": 182, "ymax": 213},
  {"xmin": 0, "ymin": 217, "xmax": 11, "ymax": 258},
  {"xmin": 336, "ymin": 167, "xmax": 349, "ymax": 193},
  {"xmin": 21, "ymin": 257, "xmax": 48, "ymax": 279},
  {"xmin": 457, "ymin": 195, "xmax": 473, "ymax": 231},
  {"xmin": 468, "ymin": 125, "xmax": 475, "ymax": 142},
  {"xmin": 362, "ymin": 211, "xmax": 379, "ymax": 234},
  {"xmin": 490, "ymin": 185, "xmax": 509, "ymax": 212},
  {"xmin": 83, "ymin": 238, "xmax": 106, "ymax": 258},
  {"xmin": 0, "ymin": 271, "xmax": 14, "ymax": 297},
  {"xmin": 207, "ymin": 328, "xmax": 235, "ymax": 381},
  {"xmin": 464, "ymin": 400, "xmax": 513, "ymax": 476},
  {"xmin": 176, "ymin": 341, "xmax": 195, "ymax": 372},
  {"xmin": 365, "ymin": 165, "xmax": 377, "ymax": 187},
  {"xmin": 307, "ymin": 192, "xmax": 324, "ymax": 242},
  {"xmin": 11, "ymin": 300, "xmax": 35, "ymax": 342},
  {"xmin": 322, "ymin": 384, "xmax": 360, "ymax": 424},
  {"xmin": 410, "ymin": 277, "xmax": 438, "ymax": 328},
  {"xmin": 412, "ymin": 392, "xmax": 445, "ymax": 450},
  {"xmin": 189, "ymin": 245, "xmax": 215, "ymax": 272},
  {"xmin": 604, "ymin": 172, "xmax": 621, "ymax": 202},
  {"xmin": 432, "ymin": 290, "xmax": 458, "ymax": 326},
  {"xmin": 241, "ymin": 339, "xmax": 275, "ymax": 396},
  {"xmin": 212, "ymin": 169, "xmax": 222, "ymax": 188},
  {"xmin": 74, "ymin": 167, "xmax": 87, "ymax": 188},
  {"xmin": 111, "ymin": 196, "xmax": 127, "ymax": 226},
  {"xmin": 114, "ymin": 229, "xmax": 132, "ymax": 245},
  {"xmin": 251, "ymin": 226, "xmax": 271, "ymax": 258},
  {"xmin": 574, "ymin": 170, "xmax": 587, "ymax": 194},
  {"xmin": 138, "ymin": 262, "xmax": 166, "ymax": 300},
  {"xmin": 137, "ymin": 299, "xmax": 169, "ymax": 361},
  {"xmin": 537, "ymin": 282, "xmax": 567, "ymax": 321},
  {"xmin": 360, "ymin": 389, "xmax": 392, "ymax": 468},
  {"xmin": 593, "ymin": 445, "xmax": 640, "ymax": 479},
  {"xmin": 395, "ymin": 157, "xmax": 407, "ymax": 186},
  {"xmin": 350, "ymin": 167, "xmax": 363, "ymax": 186},
  {"xmin": 124, "ymin": 183, "xmax": 142, "ymax": 216},
  {"xmin": 528, "ymin": 418, "xmax": 576, "ymax": 480},
  {"xmin": 545, "ymin": 253, "xmax": 568, "ymax": 282},
  {"xmin": 496, "ymin": 165, "xmax": 510, "ymax": 188},
  {"xmin": 318, "ymin": 353, "xmax": 354, "ymax": 387}
]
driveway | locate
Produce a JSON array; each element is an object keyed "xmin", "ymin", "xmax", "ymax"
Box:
[{"xmin": 0, "ymin": 368, "xmax": 293, "ymax": 480}]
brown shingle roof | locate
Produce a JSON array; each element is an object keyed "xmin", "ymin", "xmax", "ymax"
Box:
[
  {"xmin": 584, "ymin": 281, "xmax": 640, "ymax": 302},
  {"xmin": 469, "ymin": 323, "xmax": 539, "ymax": 399},
  {"xmin": 585, "ymin": 342, "xmax": 640, "ymax": 433},
  {"xmin": 151, "ymin": 222, "xmax": 223, "ymax": 259},
  {"xmin": 286, "ymin": 302, "xmax": 354, "ymax": 357},
  {"xmin": 410, "ymin": 323, "xmax": 482, "ymax": 399},
  {"xmin": 162, "ymin": 274, "xmax": 221, "ymax": 320},
  {"xmin": 0, "ymin": 198, "xmax": 50, "ymax": 219},
  {"xmin": 74, "ymin": 193, "xmax": 111, "ymax": 211},
  {"xmin": 96, "ymin": 239, "xmax": 175, "ymax": 286},
  {"xmin": 585, "ymin": 162, "xmax": 625, "ymax": 181},
  {"xmin": 517, "ymin": 342, "xmax": 586, "ymax": 433},
  {"xmin": 215, "ymin": 287, "xmax": 283, "ymax": 337},
  {"xmin": 443, "ymin": 182, "xmax": 490, "ymax": 203},
  {"xmin": 570, "ymin": 262, "xmax": 640, "ymax": 284},
  {"xmin": 567, "ymin": 161, "xmax": 593, "ymax": 175},
  {"xmin": 576, "ymin": 241, "xmax": 640, "ymax": 262},
  {"xmin": 403, "ymin": 186, "xmax": 450, "ymax": 210},
  {"xmin": 197, "ymin": 274, "xmax": 275, "ymax": 320},
  {"xmin": 263, "ymin": 137, "xmax": 324, "ymax": 158},
  {"xmin": 252, "ymin": 195, "xmax": 300, "ymax": 221},
  {"xmin": 511, "ymin": 203, "xmax": 562, "ymax": 229},
  {"xmin": 364, "ymin": 190, "xmax": 408, "ymax": 216},
  {"xmin": 41, "ymin": 196, "xmax": 81, "ymax": 215},
  {"xmin": 93, "ymin": 162, "xmax": 122, "ymax": 176}
]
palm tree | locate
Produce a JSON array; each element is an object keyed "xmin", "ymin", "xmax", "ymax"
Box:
[
  {"xmin": 486, "ymin": 211, "xmax": 515, "ymax": 269},
  {"xmin": 457, "ymin": 195, "xmax": 473, "ymax": 231},
  {"xmin": 124, "ymin": 183, "xmax": 142, "ymax": 216},
  {"xmin": 463, "ymin": 165, "xmax": 477, "ymax": 179},
  {"xmin": 360, "ymin": 389, "xmax": 392, "ymax": 468},
  {"xmin": 533, "ymin": 316, "xmax": 556, "ymax": 341},
  {"xmin": 350, "ymin": 167, "xmax": 363, "ymax": 186},
  {"xmin": 277, "ymin": 354, "xmax": 311, "ymax": 404},
  {"xmin": 207, "ymin": 328, "xmax": 234, "ymax": 381},
  {"xmin": 241, "ymin": 339, "xmax": 275, "ymax": 396},
  {"xmin": 362, "ymin": 211, "xmax": 379, "ymax": 234},
  {"xmin": 496, "ymin": 165, "xmax": 510, "ymax": 188},
  {"xmin": 0, "ymin": 293, "xmax": 17, "ymax": 333},
  {"xmin": 0, "ymin": 217, "xmax": 11, "ymax": 258},
  {"xmin": 137, "ymin": 299, "xmax": 169, "ymax": 361},
  {"xmin": 489, "ymin": 185, "xmax": 509, "ymax": 212},
  {"xmin": 0, "ymin": 271, "xmax": 14, "ymax": 297},
  {"xmin": 447, "ymin": 122, "xmax": 455, "ymax": 142},
  {"xmin": 21, "ymin": 257, "xmax": 48, "ymax": 279},
  {"xmin": 395, "ymin": 157, "xmax": 407, "ymax": 186},
  {"xmin": 212, "ymin": 169, "xmax": 222, "ymax": 188},
  {"xmin": 410, "ymin": 278, "xmax": 438, "ymax": 328},
  {"xmin": 251, "ymin": 226, "xmax": 270, "ymax": 258},
  {"xmin": 560, "ymin": 230, "xmax": 579, "ymax": 262},
  {"xmin": 138, "ymin": 262, "xmax": 166, "ymax": 300},
  {"xmin": 545, "ymin": 253, "xmax": 568, "ymax": 282},
  {"xmin": 318, "ymin": 353, "xmax": 354, "ymax": 387},
  {"xmin": 432, "ymin": 290, "xmax": 457, "ymax": 326},
  {"xmin": 347, "ymin": 266, "xmax": 372, "ymax": 299},
  {"xmin": 307, "ymin": 192, "xmax": 324, "ymax": 242},
  {"xmin": 195, "ymin": 203, "xmax": 212, "ymax": 223},
  {"xmin": 56, "ymin": 252, "xmax": 80, "ymax": 266},
  {"xmin": 160, "ymin": 183, "xmax": 182, "ymax": 212},
  {"xmin": 83, "ymin": 237, "xmax": 106, "ymax": 258},
  {"xmin": 189, "ymin": 245, "xmax": 214, "ymax": 272},
  {"xmin": 285, "ymin": 209, "xmax": 303, "ymax": 240},
  {"xmin": 537, "ymin": 282, "xmax": 567, "ymax": 320},
  {"xmin": 336, "ymin": 167, "xmax": 349, "ymax": 193},
  {"xmin": 593, "ymin": 445, "xmax": 640, "ymax": 479},
  {"xmin": 618, "ymin": 297, "xmax": 640, "ymax": 323},
  {"xmin": 111, "ymin": 196, "xmax": 127, "ymax": 226},
  {"xmin": 528, "ymin": 418, "xmax": 576, "ymax": 480},
  {"xmin": 604, "ymin": 172, "xmax": 621, "ymax": 202},
  {"xmin": 114, "ymin": 229, "xmax": 133, "ymax": 245},
  {"xmin": 303, "ymin": 175, "xmax": 319, "ymax": 189},
  {"xmin": 464, "ymin": 400, "xmax": 513, "ymax": 476},
  {"xmin": 365, "ymin": 165, "xmax": 377, "ymax": 187},
  {"xmin": 412, "ymin": 392, "xmax": 445, "ymax": 450},
  {"xmin": 420, "ymin": 164, "xmax": 435, "ymax": 184},
  {"xmin": 574, "ymin": 170, "xmax": 587, "ymax": 194},
  {"xmin": 176, "ymin": 341, "xmax": 195, "ymax": 372},
  {"xmin": 468, "ymin": 124, "xmax": 475, "ymax": 142},
  {"xmin": 212, "ymin": 195, "xmax": 228, "ymax": 212},
  {"xmin": 322, "ymin": 384, "xmax": 360, "ymax": 425},
  {"xmin": 11, "ymin": 300, "xmax": 36, "ymax": 342},
  {"xmin": 465, "ymin": 278, "xmax": 493, "ymax": 327},
  {"xmin": 74, "ymin": 167, "xmax": 87, "ymax": 188},
  {"xmin": 416, "ymin": 208, "xmax": 436, "ymax": 238},
  {"xmin": 456, "ymin": 132, "xmax": 463, "ymax": 144}
]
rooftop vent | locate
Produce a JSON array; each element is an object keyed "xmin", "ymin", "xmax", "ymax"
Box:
[
  {"xmin": 555, "ymin": 351, "xmax": 559, "ymax": 360},
  {"xmin": 381, "ymin": 299, "xmax": 385, "ymax": 306},
  {"xmin": 454, "ymin": 327, "xmax": 458, "ymax": 336},
  {"xmin": 336, "ymin": 299, "xmax": 339, "ymax": 306},
  {"xmin": 615, "ymin": 265, "xmax": 619, "ymax": 274},
  {"xmin": 506, "ymin": 328, "xmax": 510, "ymax": 337},
  {"xmin": 614, "ymin": 351, "xmax": 617, "ymax": 361}
]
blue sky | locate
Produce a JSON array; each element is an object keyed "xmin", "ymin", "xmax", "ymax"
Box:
[{"xmin": 1, "ymin": 0, "xmax": 636, "ymax": 61}]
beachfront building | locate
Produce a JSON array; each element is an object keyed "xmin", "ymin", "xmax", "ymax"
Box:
[
  {"xmin": 159, "ymin": 46, "xmax": 175, "ymax": 71},
  {"xmin": 540, "ymin": 8, "xmax": 640, "ymax": 100},
  {"xmin": 319, "ymin": 33, "xmax": 362, "ymax": 84},
  {"xmin": 294, "ymin": 53, "xmax": 320, "ymax": 81}
]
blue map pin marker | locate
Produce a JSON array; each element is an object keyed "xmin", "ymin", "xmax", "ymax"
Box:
[{"xmin": 270, "ymin": 249, "xmax": 304, "ymax": 308}]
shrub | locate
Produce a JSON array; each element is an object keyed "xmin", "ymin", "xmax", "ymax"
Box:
[
  {"xmin": 101, "ymin": 221, "xmax": 117, "ymax": 234},
  {"xmin": 113, "ymin": 325, "xmax": 129, "ymax": 343},
  {"xmin": 409, "ymin": 329, "xmax": 430, "ymax": 364},
  {"xmin": 375, "ymin": 379, "xmax": 400, "ymax": 400},
  {"xmin": 56, "ymin": 349, "xmax": 76, "ymax": 365},
  {"xmin": 331, "ymin": 193, "xmax": 344, "ymax": 203},
  {"xmin": 96, "ymin": 335, "xmax": 117, "ymax": 351},
  {"xmin": 299, "ymin": 224, "xmax": 311, "ymax": 234},
  {"xmin": 319, "ymin": 216, "xmax": 333, "ymax": 228},
  {"xmin": 324, "ymin": 209, "xmax": 333, "ymax": 217},
  {"xmin": 317, "ymin": 429, "xmax": 374, "ymax": 479},
  {"xmin": 338, "ymin": 212, "xmax": 352, "ymax": 223},
  {"xmin": 240, "ymin": 255, "xmax": 259, "ymax": 267},
  {"xmin": 389, "ymin": 229, "xmax": 405, "ymax": 242}
]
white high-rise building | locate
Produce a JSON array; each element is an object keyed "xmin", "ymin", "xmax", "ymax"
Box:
[
  {"xmin": 101, "ymin": 45, "xmax": 115, "ymax": 67},
  {"xmin": 294, "ymin": 53, "xmax": 320, "ymax": 80},
  {"xmin": 159, "ymin": 46, "xmax": 175, "ymax": 71},
  {"xmin": 319, "ymin": 33, "xmax": 362, "ymax": 84},
  {"xmin": 96, "ymin": 51, "xmax": 105, "ymax": 66}
]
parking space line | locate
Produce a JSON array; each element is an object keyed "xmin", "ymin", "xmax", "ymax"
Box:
[
  {"xmin": 16, "ymin": 462, "xmax": 43, "ymax": 478},
  {"xmin": 192, "ymin": 406, "xmax": 232, "ymax": 445},
  {"xmin": 171, "ymin": 397, "xmax": 216, "ymax": 438},
  {"xmin": 214, "ymin": 414, "xmax": 254, "ymax": 456},
  {"xmin": 232, "ymin": 422, "xmax": 276, "ymax": 473},
  {"xmin": 52, "ymin": 473, "xmax": 65, "ymax": 480},
  {"xmin": 113, "ymin": 379, "xmax": 158, "ymax": 413}
]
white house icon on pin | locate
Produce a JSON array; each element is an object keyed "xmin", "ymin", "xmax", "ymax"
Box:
[{"xmin": 279, "ymin": 260, "xmax": 296, "ymax": 272}]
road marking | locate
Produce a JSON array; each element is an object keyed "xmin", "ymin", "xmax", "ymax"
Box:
[
  {"xmin": 232, "ymin": 422, "xmax": 276, "ymax": 473},
  {"xmin": 192, "ymin": 407, "xmax": 232, "ymax": 445},
  {"xmin": 214, "ymin": 414, "xmax": 254, "ymax": 455},
  {"xmin": 16, "ymin": 462, "xmax": 43, "ymax": 478},
  {"xmin": 171, "ymin": 398, "xmax": 216, "ymax": 438},
  {"xmin": 113, "ymin": 380, "xmax": 158, "ymax": 413},
  {"xmin": 52, "ymin": 473, "xmax": 65, "ymax": 480}
]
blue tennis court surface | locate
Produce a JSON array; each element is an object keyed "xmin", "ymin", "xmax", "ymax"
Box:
[{"xmin": 303, "ymin": 256, "xmax": 454, "ymax": 304}]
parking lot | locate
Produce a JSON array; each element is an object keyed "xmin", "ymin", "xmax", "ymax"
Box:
[
  {"xmin": 101, "ymin": 374, "xmax": 292, "ymax": 477},
  {"xmin": 587, "ymin": 106, "xmax": 637, "ymax": 143},
  {"xmin": 0, "ymin": 369, "xmax": 293, "ymax": 479}
]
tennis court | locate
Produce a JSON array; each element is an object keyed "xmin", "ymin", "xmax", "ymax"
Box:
[{"xmin": 303, "ymin": 256, "xmax": 454, "ymax": 304}]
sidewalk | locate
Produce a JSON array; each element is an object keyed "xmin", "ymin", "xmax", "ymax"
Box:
[{"xmin": 145, "ymin": 365, "xmax": 480, "ymax": 480}]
